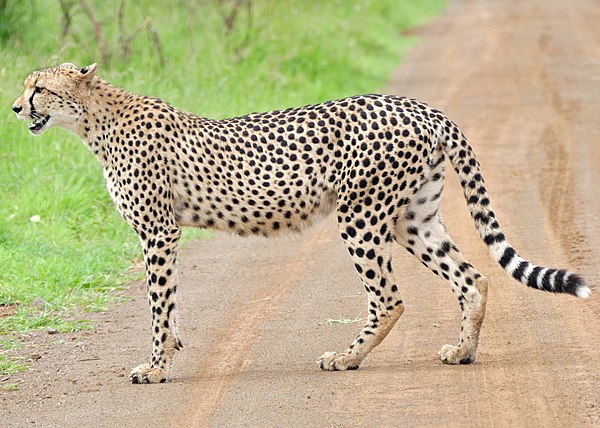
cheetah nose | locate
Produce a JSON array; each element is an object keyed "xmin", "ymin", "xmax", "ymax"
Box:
[{"xmin": 12, "ymin": 105, "xmax": 22, "ymax": 113}]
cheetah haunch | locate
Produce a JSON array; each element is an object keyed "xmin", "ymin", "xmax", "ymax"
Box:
[{"xmin": 12, "ymin": 63, "xmax": 590, "ymax": 383}]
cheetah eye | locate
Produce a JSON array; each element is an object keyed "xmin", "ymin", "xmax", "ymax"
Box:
[{"xmin": 34, "ymin": 86, "xmax": 43, "ymax": 94}]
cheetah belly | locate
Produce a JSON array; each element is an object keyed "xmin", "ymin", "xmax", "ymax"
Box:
[{"xmin": 173, "ymin": 186, "xmax": 337, "ymax": 236}]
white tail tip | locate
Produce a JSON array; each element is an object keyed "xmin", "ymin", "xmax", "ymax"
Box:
[{"xmin": 576, "ymin": 285, "xmax": 592, "ymax": 299}]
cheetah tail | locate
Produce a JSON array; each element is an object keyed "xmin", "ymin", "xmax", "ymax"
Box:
[{"xmin": 439, "ymin": 123, "xmax": 591, "ymax": 299}]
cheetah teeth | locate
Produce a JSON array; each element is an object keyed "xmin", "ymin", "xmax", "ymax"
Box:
[{"xmin": 29, "ymin": 115, "xmax": 49, "ymax": 132}]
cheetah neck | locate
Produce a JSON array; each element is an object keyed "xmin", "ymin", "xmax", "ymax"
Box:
[{"xmin": 77, "ymin": 79, "xmax": 146, "ymax": 164}]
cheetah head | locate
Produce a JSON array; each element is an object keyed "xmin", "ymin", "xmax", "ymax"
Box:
[{"xmin": 12, "ymin": 63, "xmax": 97, "ymax": 135}]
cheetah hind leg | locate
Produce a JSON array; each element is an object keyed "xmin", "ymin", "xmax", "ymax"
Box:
[
  {"xmin": 317, "ymin": 304, "xmax": 404, "ymax": 371},
  {"xmin": 318, "ymin": 229, "xmax": 405, "ymax": 371},
  {"xmin": 396, "ymin": 214, "xmax": 488, "ymax": 365}
]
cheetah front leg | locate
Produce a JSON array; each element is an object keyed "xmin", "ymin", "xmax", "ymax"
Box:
[{"xmin": 130, "ymin": 226, "xmax": 182, "ymax": 384}]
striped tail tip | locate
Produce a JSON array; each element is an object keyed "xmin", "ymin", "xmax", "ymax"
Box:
[
  {"xmin": 559, "ymin": 271, "xmax": 590, "ymax": 299},
  {"xmin": 530, "ymin": 268, "xmax": 590, "ymax": 299},
  {"xmin": 497, "ymin": 245, "xmax": 590, "ymax": 298}
]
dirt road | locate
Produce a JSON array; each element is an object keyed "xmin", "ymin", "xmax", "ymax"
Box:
[{"xmin": 3, "ymin": 0, "xmax": 600, "ymax": 426}]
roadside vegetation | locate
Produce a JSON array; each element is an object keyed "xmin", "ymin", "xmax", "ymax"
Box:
[{"xmin": 0, "ymin": 0, "xmax": 446, "ymax": 377}]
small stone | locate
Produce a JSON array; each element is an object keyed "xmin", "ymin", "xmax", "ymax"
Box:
[{"xmin": 30, "ymin": 297, "xmax": 48, "ymax": 310}]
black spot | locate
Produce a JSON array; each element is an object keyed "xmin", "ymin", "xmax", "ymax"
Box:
[
  {"xmin": 484, "ymin": 233, "xmax": 505, "ymax": 245},
  {"xmin": 346, "ymin": 226, "xmax": 357, "ymax": 238}
]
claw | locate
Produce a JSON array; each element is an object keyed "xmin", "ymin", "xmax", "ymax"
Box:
[{"xmin": 129, "ymin": 363, "xmax": 167, "ymax": 384}]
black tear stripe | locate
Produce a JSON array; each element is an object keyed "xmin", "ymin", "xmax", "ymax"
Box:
[{"xmin": 28, "ymin": 91, "xmax": 37, "ymax": 116}]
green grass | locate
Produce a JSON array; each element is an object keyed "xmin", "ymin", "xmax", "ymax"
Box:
[
  {"xmin": 326, "ymin": 317, "xmax": 363, "ymax": 326},
  {"xmin": 0, "ymin": 0, "xmax": 446, "ymax": 375},
  {"xmin": 0, "ymin": 353, "xmax": 28, "ymax": 376},
  {"xmin": 1, "ymin": 383, "xmax": 19, "ymax": 391}
]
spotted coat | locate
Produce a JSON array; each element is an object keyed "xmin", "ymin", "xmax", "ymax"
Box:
[{"xmin": 12, "ymin": 63, "xmax": 589, "ymax": 383}]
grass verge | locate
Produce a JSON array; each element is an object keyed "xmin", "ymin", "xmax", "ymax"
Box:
[{"xmin": 0, "ymin": 0, "xmax": 446, "ymax": 377}]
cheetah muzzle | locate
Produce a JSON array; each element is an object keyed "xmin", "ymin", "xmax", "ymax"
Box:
[{"xmin": 12, "ymin": 63, "xmax": 590, "ymax": 384}]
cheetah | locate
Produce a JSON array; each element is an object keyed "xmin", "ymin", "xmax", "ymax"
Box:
[{"xmin": 12, "ymin": 63, "xmax": 590, "ymax": 384}]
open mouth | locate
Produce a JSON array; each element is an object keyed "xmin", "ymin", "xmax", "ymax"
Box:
[{"xmin": 29, "ymin": 114, "xmax": 50, "ymax": 132}]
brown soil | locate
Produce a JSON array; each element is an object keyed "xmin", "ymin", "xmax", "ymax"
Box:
[{"xmin": 3, "ymin": 0, "xmax": 600, "ymax": 426}]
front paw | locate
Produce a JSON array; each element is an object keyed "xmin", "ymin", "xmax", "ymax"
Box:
[
  {"xmin": 438, "ymin": 344, "xmax": 476, "ymax": 365},
  {"xmin": 317, "ymin": 351, "xmax": 361, "ymax": 371},
  {"xmin": 129, "ymin": 363, "xmax": 168, "ymax": 384}
]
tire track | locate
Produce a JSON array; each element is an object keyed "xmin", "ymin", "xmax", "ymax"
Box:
[{"xmin": 177, "ymin": 220, "xmax": 333, "ymax": 427}]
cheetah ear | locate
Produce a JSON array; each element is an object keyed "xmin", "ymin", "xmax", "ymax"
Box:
[{"xmin": 77, "ymin": 63, "xmax": 97, "ymax": 80}]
